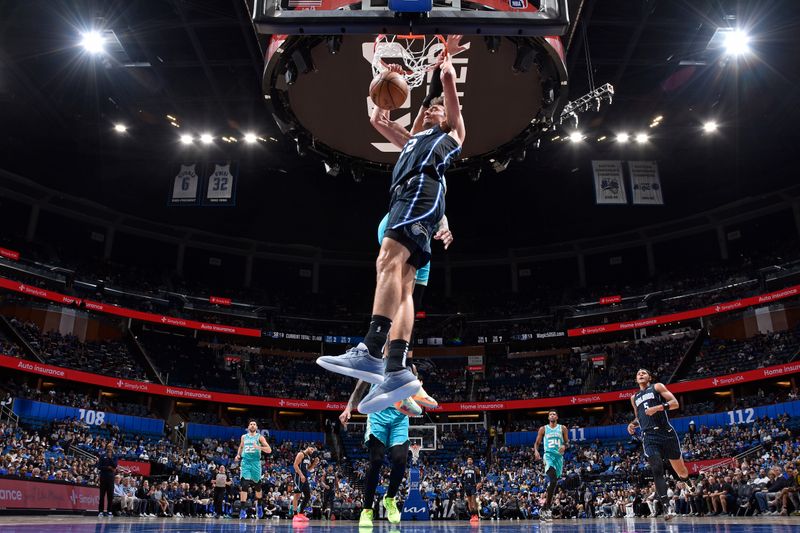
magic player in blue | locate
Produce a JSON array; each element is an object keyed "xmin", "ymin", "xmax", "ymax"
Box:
[
  {"xmin": 628, "ymin": 369, "xmax": 689, "ymax": 520},
  {"xmin": 317, "ymin": 35, "xmax": 467, "ymax": 414}
]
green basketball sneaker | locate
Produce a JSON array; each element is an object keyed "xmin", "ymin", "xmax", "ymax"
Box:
[
  {"xmin": 383, "ymin": 495, "xmax": 401, "ymax": 524},
  {"xmin": 359, "ymin": 508, "xmax": 374, "ymax": 528}
]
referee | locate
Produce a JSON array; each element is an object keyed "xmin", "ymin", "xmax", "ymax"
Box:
[
  {"xmin": 628, "ymin": 369, "xmax": 690, "ymax": 520},
  {"xmin": 97, "ymin": 444, "xmax": 118, "ymax": 517}
]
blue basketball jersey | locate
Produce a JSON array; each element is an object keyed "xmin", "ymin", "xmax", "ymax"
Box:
[{"xmin": 390, "ymin": 126, "xmax": 461, "ymax": 190}]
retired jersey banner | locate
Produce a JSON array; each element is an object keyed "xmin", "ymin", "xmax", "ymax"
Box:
[
  {"xmin": 629, "ymin": 160, "xmax": 664, "ymax": 205},
  {"xmin": 170, "ymin": 163, "xmax": 201, "ymax": 205},
  {"xmin": 202, "ymin": 161, "xmax": 237, "ymax": 206},
  {"xmin": 592, "ymin": 160, "xmax": 627, "ymax": 204}
]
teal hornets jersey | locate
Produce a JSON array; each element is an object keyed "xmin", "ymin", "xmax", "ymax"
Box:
[
  {"xmin": 242, "ymin": 433, "xmax": 261, "ymax": 464},
  {"xmin": 544, "ymin": 424, "xmax": 565, "ymax": 456}
]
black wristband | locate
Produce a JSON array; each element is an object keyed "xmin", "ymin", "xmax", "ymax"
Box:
[
  {"xmin": 422, "ymin": 66, "xmax": 443, "ymax": 107},
  {"xmin": 662, "ymin": 402, "xmax": 671, "ymax": 411}
]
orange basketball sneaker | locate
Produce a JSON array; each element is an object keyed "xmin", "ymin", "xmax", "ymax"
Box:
[{"xmin": 412, "ymin": 385, "xmax": 438, "ymax": 409}]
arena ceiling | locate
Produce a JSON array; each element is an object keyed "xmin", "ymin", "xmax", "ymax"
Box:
[{"xmin": 0, "ymin": 0, "xmax": 798, "ymax": 254}]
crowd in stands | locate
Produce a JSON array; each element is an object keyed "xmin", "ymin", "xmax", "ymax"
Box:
[
  {"xmin": 2, "ymin": 377, "xmax": 799, "ymax": 521},
  {"xmin": 3, "ymin": 233, "xmax": 799, "ymax": 344},
  {"xmin": 8, "ymin": 318, "xmax": 148, "ymax": 380},
  {"xmin": 136, "ymin": 330, "xmax": 240, "ymax": 393},
  {"xmin": 686, "ymin": 328, "xmax": 800, "ymax": 380}
]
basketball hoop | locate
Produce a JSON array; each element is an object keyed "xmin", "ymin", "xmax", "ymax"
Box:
[
  {"xmin": 372, "ymin": 34, "xmax": 445, "ymax": 89},
  {"xmin": 410, "ymin": 443, "xmax": 422, "ymax": 465}
]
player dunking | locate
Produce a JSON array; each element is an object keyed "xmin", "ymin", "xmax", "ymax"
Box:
[
  {"xmin": 291, "ymin": 445, "xmax": 318, "ymax": 523},
  {"xmin": 377, "ymin": 212, "xmax": 450, "ymax": 414},
  {"xmin": 317, "ymin": 35, "xmax": 467, "ymax": 414},
  {"xmin": 234, "ymin": 420, "xmax": 271, "ymax": 519},
  {"xmin": 534, "ymin": 410, "xmax": 568, "ymax": 522},
  {"xmin": 460, "ymin": 456, "xmax": 482, "ymax": 522},
  {"xmin": 628, "ymin": 369, "xmax": 689, "ymax": 521}
]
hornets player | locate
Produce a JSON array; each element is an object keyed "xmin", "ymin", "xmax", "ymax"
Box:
[
  {"xmin": 534, "ymin": 410, "xmax": 568, "ymax": 522},
  {"xmin": 339, "ymin": 366, "xmax": 424, "ymax": 527},
  {"xmin": 628, "ymin": 369, "xmax": 689, "ymax": 520},
  {"xmin": 317, "ymin": 35, "xmax": 467, "ymax": 414},
  {"xmin": 234, "ymin": 420, "xmax": 271, "ymax": 519}
]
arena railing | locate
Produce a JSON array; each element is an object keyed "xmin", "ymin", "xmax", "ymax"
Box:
[
  {"xmin": 2, "ymin": 352, "xmax": 799, "ymax": 413},
  {"xmin": 1, "ymin": 272, "xmax": 799, "ymax": 341}
]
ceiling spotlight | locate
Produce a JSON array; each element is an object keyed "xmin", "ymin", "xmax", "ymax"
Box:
[
  {"xmin": 324, "ymin": 161, "xmax": 340, "ymax": 177},
  {"xmin": 179, "ymin": 134, "xmax": 193, "ymax": 145},
  {"xmin": 243, "ymin": 133, "xmax": 258, "ymax": 144},
  {"xmin": 635, "ymin": 133, "xmax": 649, "ymax": 144},
  {"xmin": 484, "ymin": 36, "xmax": 501, "ymax": 54},
  {"xmin": 616, "ymin": 133, "xmax": 629, "ymax": 143},
  {"xmin": 702, "ymin": 121, "xmax": 719, "ymax": 133},
  {"xmin": 724, "ymin": 29, "xmax": 750, "ymax": 56},
  {"xmin": 113, "ymin": 124, "xmax": 127, "ymax": 133},
  {"xmin": 597, "ymin": 136, "xmax": 607, "ymax": 142},
  {"xmin": 200, "ymin": 134, "xmax": 213, "ymax": 144},
  {"xmin": 80, "ymin": 31, "xmax": 105, "ymax": 54},
  {"xmin": 326, "ymin": 35, "xmax": 342, "ymax": 55},
  {"xmin": 568, "ymin": 131, "xmax": 584, "ymax": 143}
]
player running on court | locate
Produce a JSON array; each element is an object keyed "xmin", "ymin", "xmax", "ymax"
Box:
[
  {"xmin": 234, "ymin": 420, "xmax": 271, "ymax": 519},
  {"xmin": 291, "ymin": 445, "xmax": 318, "ymax": 523},
  {"xmin": 534, "ymin": 410, "xmax": 568, "ymax": 522},
  {"xmin": 317, "ymin": 35, "xmax": 467, "ymax": 414},
  {"xmin": 628, "ymin": 368, "xmax": 689, "ymax": 520}
]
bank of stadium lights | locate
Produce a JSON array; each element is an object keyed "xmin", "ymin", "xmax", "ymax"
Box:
[
  {"xmin": 80, "ymin": 31, "xmax": 105, "ymax": 54},
  {"xmin": 113, "ymin": 124, "xmax": 127, "ymax": 133},
  {"xmin": 243, "ymin": 133, "xmax": 258, "ymax": 144},
  {"xmin": 650, "ymin": 115, "xmax": 663, "ymax": 128},
  {"xmin": 559, "ymin": 83, "xmax": 615, "ymax": 127},
  {"xmin": 635, "ymin": 133, "xmax": 649, "ymax": 144},
  {"xmin": 179, "ymin": 134, "xmax": 193, "ymax": 145},
  {"xmin": 724, "ymin": 29, "xmax": 751, "ymax": 56},
  {"xmin": 703, "ymin": 120, "xmax": 719, "ymax": 134},
  {"xmin": 568, "ymin": 131, "xmax": 584, "ymax": 143},
  {"xmin": 199, "ymin": 133, "xmax": 213, "ymax": 145},
  {"xmin": 616, "ymin": 132, "xmax": 630, "ymax": 143}
]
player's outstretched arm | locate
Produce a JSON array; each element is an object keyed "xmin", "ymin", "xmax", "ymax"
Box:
[
  {"xmin": 339, "ymin": 380, "xmax": 370, "ymax": 426},
  {"xmin": 370, "ymin": 65, "xmax": 412, "ymax": 148},
  {"xmin": 440, "ymin": 36, "xmax": 466, "ymax": 144}
]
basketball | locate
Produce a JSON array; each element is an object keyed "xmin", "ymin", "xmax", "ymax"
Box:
[{"xmin": 369, "ymin": 70, "xmax": 409, "ymax": 111}]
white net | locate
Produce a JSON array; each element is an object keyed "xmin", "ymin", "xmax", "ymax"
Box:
[
  {"xmin": 410, "ymin": 444, "xmax": 422, "ymax": 465},
  {"xmin": 371, "ymin": 34, "xmax": 444, "ymax": 89}
]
